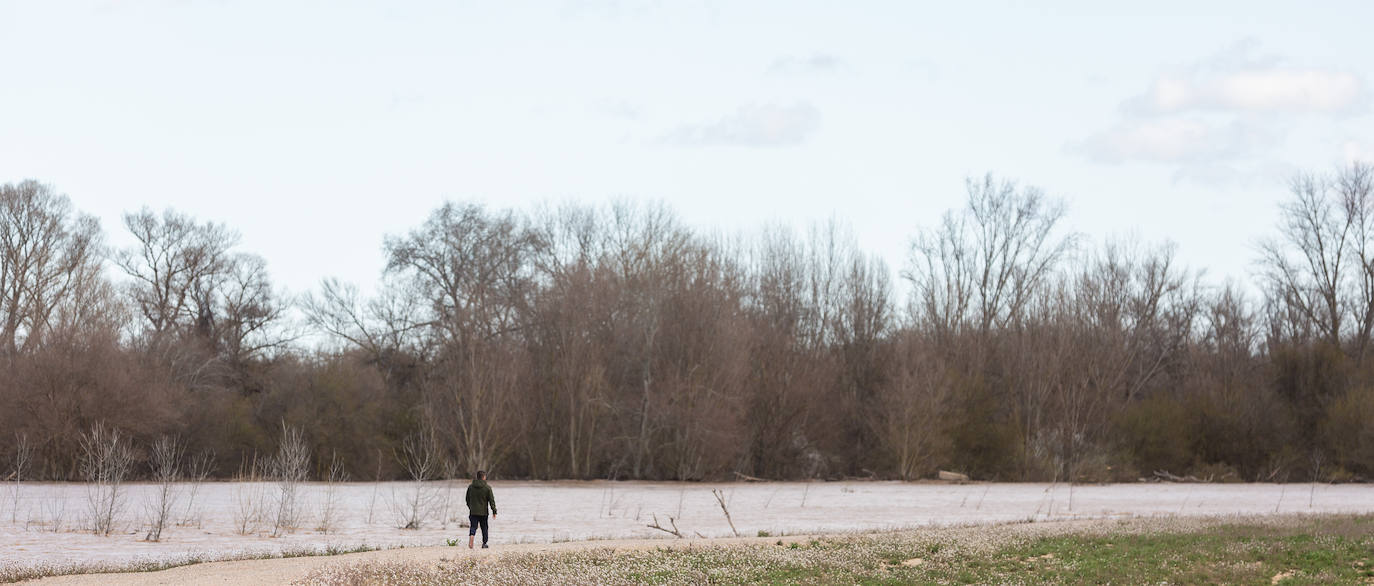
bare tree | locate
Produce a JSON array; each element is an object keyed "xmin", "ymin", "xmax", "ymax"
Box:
[
  {"xmin": 658, "ymin": 239, "xmax": 751, "ymax": 481},
  {"xmin": 880, "ymin": 334, "xmax": 953, "ymax": 480},
  {"xmin": 1016, "ymin": 241, "xmax": 1201, "ymax": 482},
  {"xmin": 1258, "ymin": 163, "xmax": 1374, "ymax": 357},
  {"xmin": 602, "ymin": 201, "xmax": 693, "ymax": 479},
  {"xmin": 0, "ymin": 181, "xmax": 104, "ymax": 357},
  {"xmin": 115, "ymin": 208, "xmax": 291, "ymax": 395},
  {"xmin": 115, "ymin": 207, "xmax": 237, "ymax": 340},
  {"xmin": 269, "ymin": 423, "xmax": 311, "ymax": 536},
  {"xmin": 740, "ymin": 226, "xmax": 833, "ymax": 479},
  {"xmin": 1071, "ymin": 240, "xmax": 1200, "ymax": 403},
  {"xmin": 9, "ymin": 432, "xmax": 31, "ymax": 523},
  {"xmin": 524, "ymin": 203, "xmax": 615, "ymax": 479},
  {"xmin": 1340, "ymin": 164, "xmax": 1374, "ymax": 362},
  {"xmin": 524, "ymin": 278, "xmax": 612, "ymax": 479},
  {"xmin": 366, "ymin": 449, "xmax": 383, "ymax": 525},
  {"xmin": 40, "ymin": 492, "xmax": 67, "ymax": 533},
  {"xmin": 438, "ymin": 458, "xmax": 458, "ymax": 529},
  {"xmin": 213, "ymin": 253, "xmax": 295, "ymax": 366},
  {"xmin": 301, "ymin": 277, "xmax": 425, "ymax": 358},
  {"xmin": 178, "ymin": 449, "xmax": 215, "ymax": 527},
  {"xmin": 315, "ymin": 451, "xmax": 348, "ymax": 534},
  {"xmin": 232, "ymin": 453, "xmax": 267, "ymax": 535},
  {"xmin": 905, "ymin": 174, "xmax": 1075, "ymax": 337},
  {"xmin": 143, "ymin": 435, "xmax": 184, "ymax": 541},
  {"xmin": 386, "ymin": 203, "xmax": 542, "ymax": 472},
  {"xmin": 833, "ymin": 247, "xmax": 894, "ymax": 475},
  {"xmin": 80, "ymin": 422, "xmax": 133, "ymax": 536},
  {"xmin": 428, "ymin": 343, "xmax": 520, "ymax": 475},
  {"xmin": 384, "ymin": 202, "xmax": 541, "ymax": 347},
  {"xmin": 6, "ymin": 174, "xmax": 1363, "ymax": 488},
  {"xmin": 392, "ymin": 428, "xmax": 442, "ymax": 529}
]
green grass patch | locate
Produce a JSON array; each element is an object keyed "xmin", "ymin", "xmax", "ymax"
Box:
[
  {"xmin": 929, "ymin": 528, "xmax": 1373, "ymax": 585},
  {"xmin": 891, "ymin": 517, "xmax": 1374, "ymax": 585}
]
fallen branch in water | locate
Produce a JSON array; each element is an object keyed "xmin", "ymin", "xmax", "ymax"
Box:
[
  {"xmin": 733, "ymin": 471, "xmax": 765, "ymax": 483},
  {"xmin": 1153, "ymin": 470, "xmax": 1204, "ymax": 483},
  {"xmin": 712, "ymin": 489, "xmax": 740, "ymax": 537},
  {"xmin": 647, "ymin": 513, "xmax": 682, "ymax": 538}
]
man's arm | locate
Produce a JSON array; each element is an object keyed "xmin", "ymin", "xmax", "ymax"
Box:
[{"xmin": 487, "ymin": 486, "xmax": 497, "ymax": 515}]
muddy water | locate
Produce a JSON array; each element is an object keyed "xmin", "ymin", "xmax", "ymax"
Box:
[{"xmin": 4, "ymin": 480, "xmax": 1371, "ymax": 567}]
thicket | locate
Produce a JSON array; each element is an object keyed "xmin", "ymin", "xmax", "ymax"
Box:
[{"xmin": 2, "ymin": 166, "xmax": 1373, "ymax": 483}]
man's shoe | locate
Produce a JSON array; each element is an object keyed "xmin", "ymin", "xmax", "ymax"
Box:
[{"xmin": 481, "ymin": 544, "xmax": 489, "ymax": 549}]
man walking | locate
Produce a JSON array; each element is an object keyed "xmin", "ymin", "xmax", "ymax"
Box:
[{"xmin": 465, "ymin": 470, "xmax": 497, "ymax": 549}]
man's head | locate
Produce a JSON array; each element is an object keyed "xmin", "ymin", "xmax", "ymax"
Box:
[{"xmin": 476, "ymin": 470, "xmax": 486, "ymax": 480}]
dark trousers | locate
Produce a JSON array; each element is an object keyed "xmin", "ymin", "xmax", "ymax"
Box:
[{"xmin": 469, "ymin": 514, "xmax": 489, "ymax": 544}]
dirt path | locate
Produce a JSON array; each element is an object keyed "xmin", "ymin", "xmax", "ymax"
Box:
[{"xmin": 24, "ymin": 534, "xmax": 820, "ymax": 586}]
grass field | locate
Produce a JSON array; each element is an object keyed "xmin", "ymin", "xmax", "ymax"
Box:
[{"xmin": 301, "ymin": 515, "xmax": 1374, "ymax": 585}]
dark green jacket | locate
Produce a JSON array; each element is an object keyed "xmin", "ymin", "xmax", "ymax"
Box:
[{"xmin": 466, "ymin": 479, "xmax": 497, "ymax": 516}]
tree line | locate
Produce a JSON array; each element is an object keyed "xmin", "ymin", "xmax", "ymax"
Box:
[{"xmin": 2, "ymin": 166, "xmax": 1372, "ymax": 483}]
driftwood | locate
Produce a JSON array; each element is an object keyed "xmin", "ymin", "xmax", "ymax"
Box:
[
  {"xmin": 938, "ymin": 470, "xmax": 970, "ymax": 482},
  {"xmin": 733, "ymin": 471, "xmax": 766, "ymax": 482},
  {"xmin": 1153, "ymin": 470, "xmax": 1204, "ymax": 483},
  {"xmin": 647, "ymin": 513, "xmax": 683, "ymax": 538},
  {"xmin": 712, "ymin": 489, "xmax": 740, "ymax": 537}
]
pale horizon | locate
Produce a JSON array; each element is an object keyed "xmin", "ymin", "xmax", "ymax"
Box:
[{"xmin": 4, "ymin": 1, "xmax": 1373, "ymax": 298}]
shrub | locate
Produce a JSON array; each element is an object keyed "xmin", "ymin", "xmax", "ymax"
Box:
[
  {"xmin": 1324, "ymin": 387, "xmax": 1374, "ymax": 479},
  {"xmin": 1113, "ymin": 395, "xmax": 1194, "ymax": 476}
]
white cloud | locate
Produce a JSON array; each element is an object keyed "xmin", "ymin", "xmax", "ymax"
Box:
[
  {"xmin": 1073, "ymin": 41, "xmax": 1367, "ymax": 185},
  {"xmin": 1129, "ymin": 69, "xmax": 1365, "ymax": 114},
  {"xmin": 1119, "ymin": 40, "xmax": 1367, "ymax": 115},
  {"xmin": 659, "ymin": 102, "xmax": 821, "ymax": 147},
  {"xmin": 767, "ymin": 53, "xmax": 844, "ymax": 75},
  {"xmin": 1072, "ymin": 118, "xmax": 1276, "ymax": 165},
  {"xmin": 1169, "ymin": 163, "xmax": 1249, "ymax": 187}
]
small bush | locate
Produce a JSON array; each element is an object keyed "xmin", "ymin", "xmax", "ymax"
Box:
[
  {"xmin": 1325, "ymin": 386, "xmax": 1374, "ymax": 478},
  {"xmin": 1113, "ymin": 395, "xmax": 1194, "ymax": 476}
]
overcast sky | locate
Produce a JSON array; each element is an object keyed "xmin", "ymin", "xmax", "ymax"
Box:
[{"xmin": 3, "ymin": 0, "xmax": 1372, "ymax": 299}]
